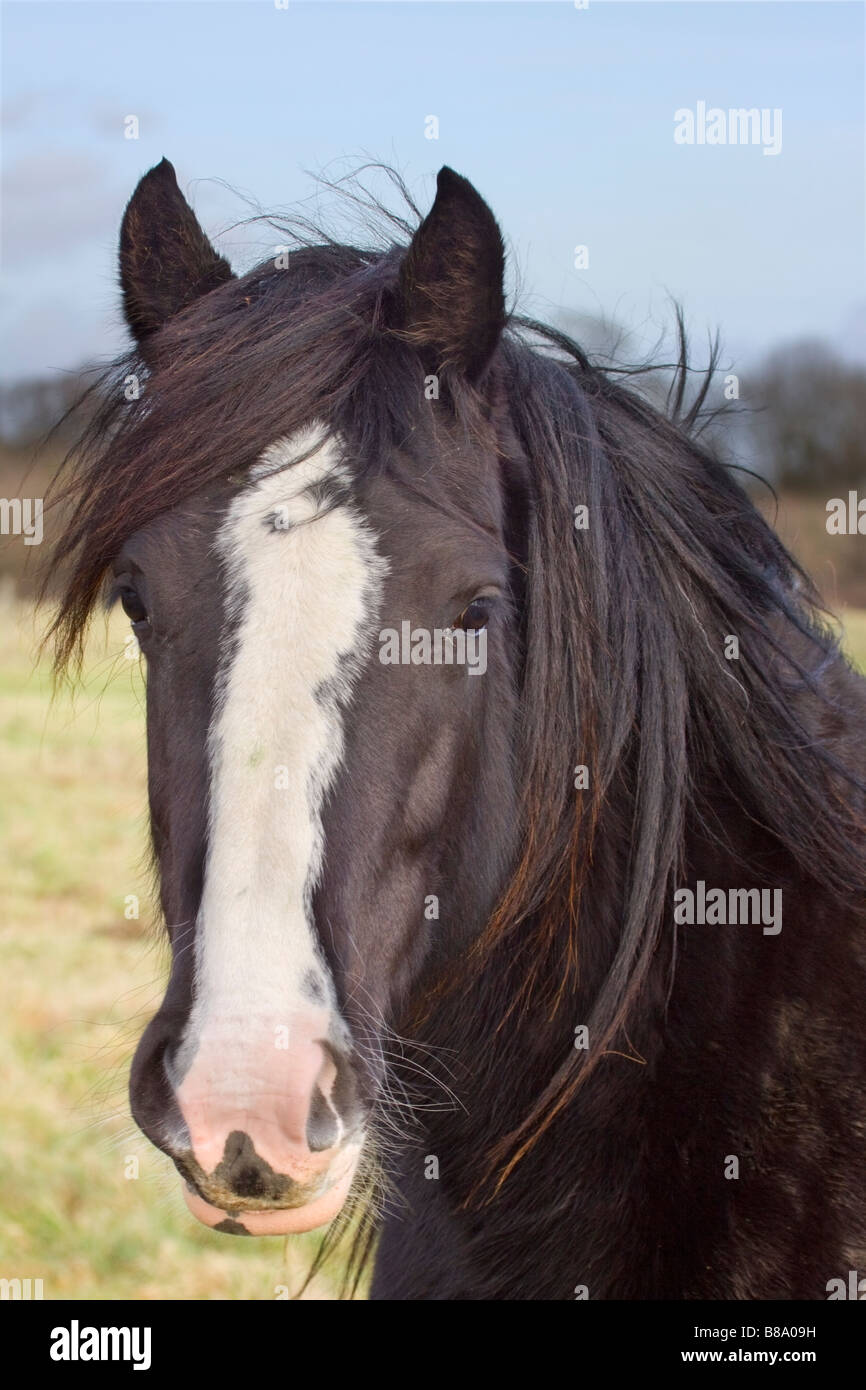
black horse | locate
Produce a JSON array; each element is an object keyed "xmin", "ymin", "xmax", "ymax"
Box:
[{"xmin": 50, "ymin": 159, "xmax": 866, "ymax": 1298}]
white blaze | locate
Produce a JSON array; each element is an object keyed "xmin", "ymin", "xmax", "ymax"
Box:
[{"xmin": 171, "ymin": 425, "xmax": 384, "ymax": 1082}]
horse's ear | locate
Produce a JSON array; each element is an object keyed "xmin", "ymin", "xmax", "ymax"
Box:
[
  {"xmin": 119, "ymin": 158, "xmax": 234, "ymax": 346},
  {"xmin": 395, "ymin": 166, "xmax": 505, "ymax": 382}
]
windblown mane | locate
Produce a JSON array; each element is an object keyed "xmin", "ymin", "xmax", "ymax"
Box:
[
  {"xmin": 45, "ymin": 181, "xmax": 866, "ymax": 1294},
  {"xmin": 446, "ymin": 328, "xmax": 866, "ymax": 1199}
]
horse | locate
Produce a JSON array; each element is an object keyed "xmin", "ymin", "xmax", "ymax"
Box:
[{"xmin": 48, "ymin": 158, "xmax": 866, "ymax": 1299}]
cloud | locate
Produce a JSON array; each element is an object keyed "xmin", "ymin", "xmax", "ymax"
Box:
[
  {"xmin": 1, "ymin": 151, "xmax": 123, "ymax": 265},
  {"xmin": 1, "ymin": 92, "xmax": 42, "ymax": 131},
  {"xmin": 1, "ymin": 84, "xmax": 159, "ymax": 139}
]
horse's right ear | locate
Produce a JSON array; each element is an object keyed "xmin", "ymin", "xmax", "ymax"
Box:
[{"xmin": 119, "ymin": 158, "xmax": 234, "ymax": 347}]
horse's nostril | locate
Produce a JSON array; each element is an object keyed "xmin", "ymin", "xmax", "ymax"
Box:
[
  {"xmin": 306, "ymin": 1084, "xmax": 340, "ymax": 1153},
  {"xmin": 322, "ymin": 1042, "xmax": 362, "ymax": 1132}
]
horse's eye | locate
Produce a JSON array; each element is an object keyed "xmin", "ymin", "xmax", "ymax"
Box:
[
  {"xmin": 119, "ymin": 586, "xmax": 149, "ymax": 628},
  {"xmin": 456, "ymin": 597, "xmax": 493, "ymax": 632}
]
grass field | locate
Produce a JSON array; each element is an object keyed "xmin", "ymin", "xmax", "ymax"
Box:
[{"xmin": 2, "ymin": 594, "xmax": 865, "ymax": 1300}]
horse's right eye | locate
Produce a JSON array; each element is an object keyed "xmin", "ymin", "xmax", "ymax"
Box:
[{"xmin": 119, "ymin": 586, "xmax": 148, "ymax": 626}]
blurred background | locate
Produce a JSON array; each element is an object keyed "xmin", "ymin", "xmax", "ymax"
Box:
[{"xmin": 1, "ymin": 0, "xmax": 864, "ymax": 1299}]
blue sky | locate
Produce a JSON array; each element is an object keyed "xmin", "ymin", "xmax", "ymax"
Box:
[{"xmin": 2, "ymin": 1, "xmax": 864, "ymax": 382}]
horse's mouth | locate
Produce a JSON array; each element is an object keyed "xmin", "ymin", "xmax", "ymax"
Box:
[{"xmin": 180, "ymin": 1146, "xmax": 361, "ymax": 1236}]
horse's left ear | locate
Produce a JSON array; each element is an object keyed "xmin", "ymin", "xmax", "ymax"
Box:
[
  {"xmin": 119, "ymin": 158, "xmax": 234, "ymax": 347},
  {"xmin": 395, "ymin": 166, "xmax": 505, "ymax": 382}
]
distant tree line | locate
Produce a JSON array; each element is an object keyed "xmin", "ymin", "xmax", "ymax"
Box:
[
  {"xmin": 747, "ymin": 341, "xmax": 866, "ymax": 492},
  {"xmin": 555, "ymin": 316, "xmax": 866, "ymax": 494},
  {"xmin": 0, "ymin": 370, "xmax": 97, "ymax": 451}
]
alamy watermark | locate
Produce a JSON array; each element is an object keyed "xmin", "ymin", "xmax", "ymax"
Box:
[
  {"xmin": 826, "ymin": 492, "xmax": 866, "ymax": 535},
  {"xmin": 674, "ymin": 102, "xmax": 782, "ymax": 157},
  {"xmin": 0, "ymin": 1277, "xmax": 43, "ymax": 1299},
  {"xmin": 674, "ymin": 880, "xmax": 782, "ymax": 935},
  {"xmin": 49, "ymin": 1320, "xmax": 151, "ymax": 1370},
  {"xmin": 0, "ymin": 497, "xmax": 43, "ymax": 545},
  {"xmin": 826, "ymin": 1270, "xmax": 866, "ymax": 1299},
  {"xmin": 379, "ymin": 621, "xmax": 487, "ymax": 676}
]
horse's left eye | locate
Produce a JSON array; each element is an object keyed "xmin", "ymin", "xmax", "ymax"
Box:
[
  {"xmin": 456, "ymin": 597, "xmax": 493, "ymax": 632},
  {"xmin": 119, "ymin": 586, "xmax": 149, "ymax": 628}
]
